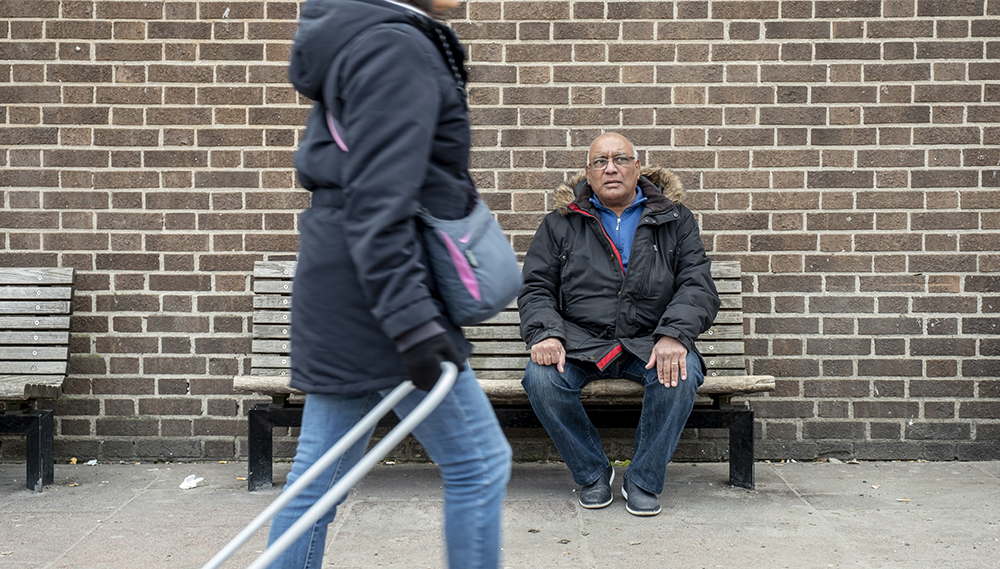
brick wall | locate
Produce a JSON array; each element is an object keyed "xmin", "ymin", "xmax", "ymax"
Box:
[{"xmin": 1, "ymin": 0, "xmax": 998, "ymax": 464}]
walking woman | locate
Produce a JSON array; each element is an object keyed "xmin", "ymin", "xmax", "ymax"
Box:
[{"xmin": 269, "ymin": 0, "xmax": 512, "ymax": 567}]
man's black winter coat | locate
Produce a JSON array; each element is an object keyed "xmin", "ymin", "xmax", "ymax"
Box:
[{"xmin": 518, "ymin": 168, "xmax": 721, "ymax": 372}]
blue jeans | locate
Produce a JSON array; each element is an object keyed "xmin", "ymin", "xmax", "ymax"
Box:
[
  {"xmin": 521, "ymin": 352, "xmax": 703, "ymax": 495},
  {"xmin": 267, "ymin": 364, "xmax": 512, "ymax": 569}
]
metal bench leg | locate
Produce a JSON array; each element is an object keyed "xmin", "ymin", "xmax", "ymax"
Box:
[
  {"xmin": 20, "ymin": 409, "xmax": 54, "ymax": 493},
  {"xmin": 728, "ymin": 408, "xmax": 755, "ymax": 489},
  {"xmin": 246, "ymin": 403, "xmax": 305, "ymax": 491},
  {"xmin": 248, "ymin": 407, "xmax": 274, "ymax": 492}
]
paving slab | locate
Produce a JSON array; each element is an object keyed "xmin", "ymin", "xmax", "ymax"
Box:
[{"xmin": 1, "ymin": 460, "xmax": 998, "ymax": 569}]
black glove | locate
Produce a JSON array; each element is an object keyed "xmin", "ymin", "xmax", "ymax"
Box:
[{"xmin": 400, "ymin": 333, "xmax": 462, "ymax": 391}]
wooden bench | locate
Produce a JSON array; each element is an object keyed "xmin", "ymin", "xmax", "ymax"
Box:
[
  {"xmin": 0, "ymin": 267, "xmax": 76, "ymax": 492},
  {"xmin": 235, "ymin": 260, "xmax": 774, "ymax": 491}
]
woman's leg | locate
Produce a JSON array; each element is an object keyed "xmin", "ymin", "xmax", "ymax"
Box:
[
  {"xmin": 267, "ymin": 391, "xmax": 380, "ymax": 569},
  {"xmin": 393, "ymin": 364, "xmax": 512, "ymax": 569}
]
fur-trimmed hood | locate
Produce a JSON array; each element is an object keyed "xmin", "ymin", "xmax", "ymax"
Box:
[{"xmin": 553, "ymin": 166, "xmax": 685, "ymax": 215}]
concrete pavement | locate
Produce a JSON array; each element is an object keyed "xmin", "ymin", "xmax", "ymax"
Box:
[{"xmin": 1, "ymin": 460, "xmax": 998, "ymax": 568}]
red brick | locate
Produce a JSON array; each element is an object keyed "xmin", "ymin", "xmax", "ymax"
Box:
[
  {"xmin": 554, "ymin": 22, "xmax": 619, "ymax": 40},
  {"xmin": 812, "ymin": 128, "xmax": 878, "ymax": 146},
  {"xmin": 504, "ymin": 1, "xmax": 570, "ymax": 20},
  {"xmin": 857, "ymin": 149, "xmax": 925, "ymax": 168},
  {"xmin": 864, "ymin": 63, "xmax": 931, "ymax": 82},
  {"xmin": 811, "ymin": 86, "xmax": 878, "ymax": 104},
  {"xmin": 918, "ymin": 0, "xmax": 984, "ymax": 16},
  {"xmin": 760, "ymin": 65, "xmax": 827, "ymax": 83},
  {"xmin": 854, "ymin": 401, "xmax": 919, "ymax": 418},
  {"xmin": 609, "ymin": 44, "xmax": 675, "ymax": 62},
  {"xmin": 918, "ymin": 127, "xmax": 983, "ymax": 146},
  {"xmin": 659, "ymin": 21, "xmax": 724, "ymax": 39},
  {"xmin": 703, "ymin": 171, "xmax": 769, "ymax": 189},
  {"xmin": 915, "ymin": 85, "xmax": 984, "ymax": 103},
  {"xmin": 711, "ymin": 44, "xmax": 779, "ymax": 61},
  {"xmin": 816, "ymin": 1, "xmax": 881, "ymax": 17},
  {"xmin": 200, "ymin": 43, "xmax": 263, "ymax": 61},
  {"xmin": 607, "ymin": 1, "xmax": 673, "ymax": 19},
  {"xmin": 656, "ymin": 64, "xmax": 724, "ymax": 83},
  {"xmin": 711, "ymin": 1, "xmax": 779, "ymax": 19},
  {"xmin": 868, "ymin": 20, "xmax": 934, "ymax": 39},
  {"xmin": 806, "ymin": 170, "xmax": 874, "ymax": 188},
  {"xmin": 707, "ymin": 86, "xmax": 773, "ymax": 105},
  {"xmin": 907, "ymin": 423, "xmax": 970, "ymax": 440},
  {"xmin": 506, "ymin": 45, "xmax": 571, "ymax": 62},
  {"xmin": 765, "ymin": 21, "xmax": 830, "ymax": 39},
  {"xmin": 707, "ymin": 128, "xmax": 773, "ymax": 146}
]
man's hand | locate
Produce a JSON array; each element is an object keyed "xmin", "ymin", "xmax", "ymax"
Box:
[
  {"xmin": 530, "ymin": 337, "xmax": 566, "ymax": 373},
  {"xmin": 645, "ymin": 336, "xmax": 688, "ymax": 387}
]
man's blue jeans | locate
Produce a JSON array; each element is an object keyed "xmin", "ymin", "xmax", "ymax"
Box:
[
  {"xmin": 267, "ymin": 364, "xmax": 512, "ymax": 569},
  {"xmin": 521, "ymin": 352, "xmax": 703, "ymax": 495}
]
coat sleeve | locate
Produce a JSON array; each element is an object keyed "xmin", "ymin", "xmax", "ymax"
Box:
[
  {"xmin": 517, "ymin": 213, "xmax": 566, "ymax": 348},
  {"xmin": 324, "ymin": 24, "xmax": 443, "ymax": 342},
  {"xmin": 654, "ymin": 204, "xmax": 720, "ymax": 351}
]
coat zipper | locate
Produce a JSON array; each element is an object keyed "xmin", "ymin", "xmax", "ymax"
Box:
[{"xmin": 567, "ymin": 203, "xmax": 625, "ymax": 278}]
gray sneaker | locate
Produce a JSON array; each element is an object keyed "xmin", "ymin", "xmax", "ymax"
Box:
[
  {"xmin": 621, "ymin": 477, "xmax": 661, "ymax": 516},
  {"xmin": 579, "ymin": 464, "xmax": 615, "ymax": 509}
]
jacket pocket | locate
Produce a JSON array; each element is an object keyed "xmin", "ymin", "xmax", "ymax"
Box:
[{"xmin": 640, "ymin": 240, "xmax": 674, "ymax": 299}]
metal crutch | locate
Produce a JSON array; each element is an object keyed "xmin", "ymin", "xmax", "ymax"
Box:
[{"xmin": 202, "ymin": 361, "xmax": 459, "ymax": 569}]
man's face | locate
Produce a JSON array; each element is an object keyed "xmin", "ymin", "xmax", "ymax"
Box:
[{"xmin": 584, "ymin": 134, "xmax": 641, "ymax": 210}]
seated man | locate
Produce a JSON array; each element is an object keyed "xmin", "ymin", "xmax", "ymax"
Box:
[{"xmin": 518, "ymin": 132, "xmax": 720, "ymax": 516}]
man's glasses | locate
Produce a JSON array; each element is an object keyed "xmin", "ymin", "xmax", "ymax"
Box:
[{"xmin": 587, "ymin": 155, "xmax": 636, "ymax": 169}]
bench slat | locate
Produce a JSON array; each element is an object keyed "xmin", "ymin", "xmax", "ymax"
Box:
[
  {"xmin": 252, "ymin": 354, "xmax": 292, "ymax": 368},
  {"xmin": 232, "ymin": 374, "xmax": 774, "ymax": 399},
  {"xmin": 0, "ymin": 316, "xmax": 72, "ymax": 329},
  {"xmin": 0, "ymin": 268, "xmax": 75, "ymax": 286},
  {"xmin": 697, "ymin": 340, "xmax": 744, "ymax": 354},
  {"xmin": 463, "ymin": 326, "xmax": 521, "ymax": 339},
  {"xmin": 0, "ymin": 362, "xmax": 67, "ymax": 374},
  {"xmin": 252, "ymin": 339, "xmax": 291, "ymax": 354},
  {"xmin": 0, "ymin": 375, "xmax": 66, "ymax": 400},
  {"xmin": 719, "ymin": 296, "xmax": 741, "ymax": 310},
  {"xmin": 253, "ymin": 324, "xmax": 293, "ymax": 339},
  {"xmin": 253, "ymin": 261, "xmax": 297, "ymax": 279},
  {"xmin": 710, "ymin": 311, "xmax": 742, "ymax": 325},
  {"xmin": 709, "ymin": 261, "xmax": 740, "ymax": 279},
  {"xmin": 701, "ymin": 324, "xmax": 743, "ymax": 340},
  {"xmin": 714, "ymin": 281, "xmax": 740, "ymax": 294},
  {"xmin": 479, "ymin": 311, "xmax": 521, "ymax": 325},
  {"xmin": 0, "ymin": 286, "xmax": 74, "ymax": 300},
  {"xmin": 234, "ymin": 374, "xmax": 300, "ymax": 394},
  {"xmin": 700, "ymin": 355, "xmax": 746, "ymax": 369},
  {"xmin": 253, "ymin": 312, "xmax": 292, "ymax": 324},
  {"xmin": 250, "ymin": 368, "xmax": 290, "ymax": 376},
  {"xmin": 0, "ymin": 347, "xmax": 69, "ymax": 360},
  {"xmin": 254, "ymin": 297, "xmax": 292, "ymax": 310},
  {"xmin": 0, "ymin": 331, "xmax": 70, "ymax": 344},
  {"xmin": 254, "ymin": 281, "xmax": 294, "ymax": 294},
  {"xmin": 0, "ymin": 301, "xmax": 72, "ymax": 315}
]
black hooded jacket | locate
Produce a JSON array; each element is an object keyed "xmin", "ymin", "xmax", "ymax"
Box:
[
  {"xmin": 287, "ymin": 0, "xmax": 475, "ymax": 395},
  {"xmin": 518, "ymin": 168, "xmax": 720, "ymax": 372}
]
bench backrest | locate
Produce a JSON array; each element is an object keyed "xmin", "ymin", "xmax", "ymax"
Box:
[
  {"xmin": 247, "ymin": 260, "xmax": 745, "ymax": 380},
  {"xmin": 0, "ymin": 267, "xmax": 77, "ymax": 401}
]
